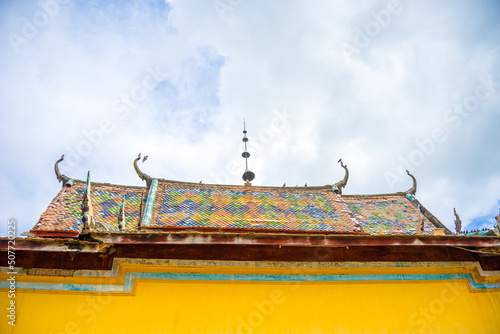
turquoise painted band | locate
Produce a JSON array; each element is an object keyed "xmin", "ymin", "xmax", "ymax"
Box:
[{"xmin": 1, "ymin": 272, "xmax": 499, "ymax": 292}]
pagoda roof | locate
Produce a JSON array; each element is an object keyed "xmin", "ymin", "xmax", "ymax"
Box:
[{"xmin": 29, "ymin": 155, "xmax": 454, "ymax": 238}]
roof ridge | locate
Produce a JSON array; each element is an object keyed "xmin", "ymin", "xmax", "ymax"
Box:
[
  {"xmin": 60, "ymin": 179, "xmax": 425, "ymax": 197},
  {"xmin": 329, "ymin": 191, "xmax": 365, "ymax": 233}
]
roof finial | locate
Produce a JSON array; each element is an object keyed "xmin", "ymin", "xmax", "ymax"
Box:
[
  {"xmin": 134, "ymin": 153, "xmax": 153, "ymax": 187},
  {"xmin": 404, "ymin": 170, "xmax": 417, "ymax": 196},
  {"xmin": 454, "ymin": 208, "xmax": 462, "ymax": 234},
  {"xmin": 54, "ymin": 155, "xmax": 73, "ymax": 187},
  {"xmin": 241, "ymin": 118, "xmax": 255, "ymax": 186},
  {"xmin": 332, "ymin": 159, "xmax": 349, "ymax": 194}
]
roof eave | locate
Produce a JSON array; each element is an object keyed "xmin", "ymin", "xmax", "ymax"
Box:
[{"xmin": 69, "ymin": 232, "xmax": 500, "ymax": 248}]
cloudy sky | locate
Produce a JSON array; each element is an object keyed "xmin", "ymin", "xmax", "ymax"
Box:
[{"xmin": 1, "ymin": 0, "xmax": 499, "ymax": 236}]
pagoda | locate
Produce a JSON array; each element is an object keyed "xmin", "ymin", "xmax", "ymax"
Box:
[{"xmin": 1, "ymin": 126, "xmax": 499, "ymax": 333}]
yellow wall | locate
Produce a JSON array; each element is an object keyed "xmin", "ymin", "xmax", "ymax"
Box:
[{"xmin": 2, "ymin": 278, "xmax": 500, "ymax": 333}]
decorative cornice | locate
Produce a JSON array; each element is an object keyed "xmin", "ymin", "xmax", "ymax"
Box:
[{"xmin": 2, "ymin": 272, "xmax": 499, "ymax": 293}]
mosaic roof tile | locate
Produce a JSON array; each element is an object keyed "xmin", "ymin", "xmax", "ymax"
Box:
[
  {"xmin": 152, "ymin": 183, "xmax": 358, "ymax": 233},
  {"xmin": 32, "ymin": 182, "xmax": 145, "ymax": 233},
  {"xmin": 31, "ymin": 180, "xmax": 441, "ymax": 236},
  {"xmin": 343, "ymin": 195, "xmax": 437, "ymax": 235}
]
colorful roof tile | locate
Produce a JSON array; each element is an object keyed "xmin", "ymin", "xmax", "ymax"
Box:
[
  {"xmin": 33, "ymin": 183, "xmax": 145, "ymax": 233},
  {"xmin": 31, "ymin": 178, "xmax": 441, "ymax": 236},
  {"xmin": 152, "ymin": 182, "xmax": 358, "ymax": 233},
  {"xmin": 343, "ymin": 195, "xmax": 436, "ymax": 235}
]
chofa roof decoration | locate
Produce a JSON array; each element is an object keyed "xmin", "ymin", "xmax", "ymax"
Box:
[
  {"xmin": 54, "ymin": 155, "xmax": 73, "ymax": 187},
  {"xmin": 404, "ymin": 170, "xmax": 417, "ymax": 196},
  {"xmin": 31, "ymin": 154, "xmax": 465, "ymax": 238},
  {"xmin": 332, "ymin": 159, "xmax": 349, "ymax": 194},
  {"xmin": 134, "ymin": 153, "xmax": 154, "ymax": 187}
]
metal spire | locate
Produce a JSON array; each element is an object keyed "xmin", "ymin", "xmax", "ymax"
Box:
[{"xmin": 242, "ymin": 118, "xmax": 255, "ymax": 186}]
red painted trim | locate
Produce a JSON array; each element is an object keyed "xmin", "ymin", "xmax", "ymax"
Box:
[
  {"xmin": 96, "ymin": 232, "xmax": 500, "ymax": 248},
  {"xmin": 6, "ymin": 232, "xmax": 499, "ymax": 249},
  {"xmin": 28, "ymin": 231, "xmax": 79, "ymax": 238}
]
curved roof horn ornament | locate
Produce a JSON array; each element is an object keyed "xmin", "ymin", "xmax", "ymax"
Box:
[
  {"xmin": 332, "ymin": 159, "xmax": 349, "ymax": 195},
  {"xmin": 404, "ymin": 170, "xmax": 417, "ymax": 196},
  {"xmin": 453, "ymin": 208, "xmax": 462, "ymax": 234},
  {"xmin": 134, "ymin": 153, "xmax": 153, "ymax": 187},
  {"xmin": 54, "ymin": 155, "xmax": 73, "ymax": 187}
]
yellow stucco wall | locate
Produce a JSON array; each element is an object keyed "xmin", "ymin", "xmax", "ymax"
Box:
[
  {"xmin": 1, "ymin": 261, "xmax": 500, "ymax": 333},
  {"xmin": 1, "ymin": 280, "xmax": 500, "ymax": 333}
]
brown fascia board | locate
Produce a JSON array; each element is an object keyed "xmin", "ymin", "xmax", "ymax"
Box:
[
  {"xmin": 88, "ymin": 232, "xmax": 500, "ymax": 247},
  {"xmin": 2, "ymin": 232, "xmax": 500, "ymax": 271},
  {"xmin": 29, "ymin": 231, "xmax": 80, "ymax": 238},
  {"xmin": 1, "ymin": 242, "xmax": 500, "ymax": 272},
  {"xmin": 3, "ymin": 233, "xmax": 500, "ymax": 251},
  {"xmin": 0, "ymin": 237, "xmax": 104, "ymax": 253}
]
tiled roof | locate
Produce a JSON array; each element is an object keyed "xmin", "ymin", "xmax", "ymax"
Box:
[
  {"xmin": 33, "ymin": 183, "xmax": 145, "ymax": 233},
  {"xmin": 343, "ymin": 195, "xmax": 436, "ymax": 235},
  {"xmin": 31, "ymin": 180, "xmax": 438, "ymax": 236},
  {"xmin": 152, "ymin": 182, "xmax": 358, "ymax": 233}
]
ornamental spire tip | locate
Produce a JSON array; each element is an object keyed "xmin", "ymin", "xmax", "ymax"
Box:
[{"xmin": 241, "ymin": 118, "xmax": 255, "ymax": 186}]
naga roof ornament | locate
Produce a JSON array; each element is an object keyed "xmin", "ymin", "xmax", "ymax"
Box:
[
  {"xmin": 81, "ymin": 171, "xmax": 94, "ymax": 232},
  {"xmin": 332, "ymin": 159, "xmax": 349, "ymax": 194},
  {"xmin": 454, "ymin": 208, "xmax": 462, "ymax": 234},
  {"xmin": 134, "ymin": 153, "xmax": 154, "ymax": 187},
  {"xmin": 404, "ymin": 170, "xmax": 417, "ymax": 196},
  {"xmin": 54, "ymin": 155, "xmax": 73, "ymax": 187}
]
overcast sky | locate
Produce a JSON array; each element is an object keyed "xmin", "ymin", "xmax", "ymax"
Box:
[{"xmin": 1, "ymin": 0, "xmax": 499, "ymax": 236}]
